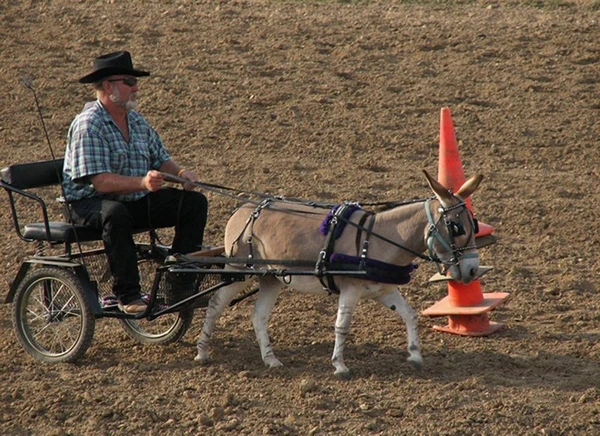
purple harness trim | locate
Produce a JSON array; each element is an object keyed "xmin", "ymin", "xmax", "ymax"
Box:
[
  {"xmin": 319, "ymin": 204, "xmax": 362, "ymax": 239},
  {"xmin": 330, "ymin": 253, "xmax": 416, "ymax": 285}
]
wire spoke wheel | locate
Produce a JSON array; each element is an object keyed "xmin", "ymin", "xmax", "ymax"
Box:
[{"xmin": 13, "ymin": 267, "xmax": 95, "ymax": 363}]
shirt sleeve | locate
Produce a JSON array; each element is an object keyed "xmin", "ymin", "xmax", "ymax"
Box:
[{"xmin": 67, "ymin": 114, "xmax": 113, "ymax": 182}]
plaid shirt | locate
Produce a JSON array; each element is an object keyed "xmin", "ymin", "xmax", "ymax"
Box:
[{"xmin": 63, "ymin": 100, "xmax": 170, "ymax": 202}]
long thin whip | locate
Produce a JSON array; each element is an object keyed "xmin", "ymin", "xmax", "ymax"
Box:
[{"xmin": 21, "ymin": 75, "xmax": 86, "ymax": 259}]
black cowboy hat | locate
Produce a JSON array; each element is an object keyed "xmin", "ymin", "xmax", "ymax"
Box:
[{"xmin": 78, "ymin": 51, "xmax": 150, "ymax": 84}]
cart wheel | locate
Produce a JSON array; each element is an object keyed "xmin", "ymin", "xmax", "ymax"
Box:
[
  {"xmin": 118, "ymin": 308, "xmax": 194, "ymax": 345},
  {"xmin": 13, "ymin": 267, "xmax": 95, "ymax": 363}
]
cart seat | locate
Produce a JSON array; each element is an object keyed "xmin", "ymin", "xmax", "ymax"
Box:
[
  {"xmin": 1, "ymin": 159, "xmax": 170, "ymax": 245},
  {"xmin": 23, "ymin": 222, "xmax": 102, "ymax": 243},
  {"xmin": 22, "ymin": 221, "xmax": 156, "ymax": 244}
]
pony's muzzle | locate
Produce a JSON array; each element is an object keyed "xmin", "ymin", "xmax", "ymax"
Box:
[{"xmin": 449, "ymin": 252, "xmax": 480, "ymax": 284}]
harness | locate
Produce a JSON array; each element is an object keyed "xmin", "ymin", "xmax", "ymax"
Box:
[{"xmin": 219, "ymin": 182, "xmax": 478, "ymax": 294}]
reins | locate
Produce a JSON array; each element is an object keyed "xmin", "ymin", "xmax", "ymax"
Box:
[
  {"xmin": 162, "ymin": 172, "xmax": 427, "ymax": 212},
  {"xmin": 163, "ymin": 172, "xmax": 444, "ymax": 263},
  {"xmin": 342, "ymin": 205, "xmax": 436, "ymax": 262},
  {"xmin": 163, "ymin": 173, "xmax": 339, "ymax": 210}
]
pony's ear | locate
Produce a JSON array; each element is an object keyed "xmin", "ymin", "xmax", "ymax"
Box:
[
  {"xmin": 423, "ymin": 170, "xmax": 454, "ymax": 203},
  {"xmin": 423, "ymin": 170, "xmax": 484, "ymax": 203},
  {"xmin": 455, "ymin": 174, "xmax": 484, "ymax": 200}
]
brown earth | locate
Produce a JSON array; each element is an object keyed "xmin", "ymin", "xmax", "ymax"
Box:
[{"xmin": 1, "ymin": 0, "xmax": 599, "ymax": 434}]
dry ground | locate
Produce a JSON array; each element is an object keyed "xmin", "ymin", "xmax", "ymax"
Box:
[{"xmin": 0, "ymin": 1, "xmax": 599, "ymax": 435}]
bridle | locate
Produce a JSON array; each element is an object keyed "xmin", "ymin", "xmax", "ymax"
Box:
[{"xmin": 424, "ymin": 197, "xmax": 479, "ymax": 275}]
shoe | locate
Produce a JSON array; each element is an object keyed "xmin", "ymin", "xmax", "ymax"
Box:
[
  {"xmin": 118, "ymin": 298, "xmax": 147, "ymax": 314},
  {"xmin": 100, "ymin": 295, "xmax": 118, "ymax": 309}
]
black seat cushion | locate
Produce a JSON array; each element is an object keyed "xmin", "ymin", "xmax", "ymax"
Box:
[
  {"xmin": 23, "ymin": 221, "xmax": 155, "ymax": 244},
  {"xmin": 23, "ymin": 222, "xmax": 103, "ymax": 243}
]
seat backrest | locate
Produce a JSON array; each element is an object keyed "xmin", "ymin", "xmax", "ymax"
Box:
[
  {"xmin": 0, "ymin": 158, "xmax": 64, "ymax": 189},
  {"xmin": 0, "ymin": 159, "xmax": 68, "ymax": 244}
]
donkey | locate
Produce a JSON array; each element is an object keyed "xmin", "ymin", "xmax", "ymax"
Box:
[{"xmin": 195, "ymin": 171, "xmax": 483, "ymax": 379}]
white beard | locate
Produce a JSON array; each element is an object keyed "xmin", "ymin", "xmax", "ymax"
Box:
[
  {"xmin": 124, "ymin": 99, "xmax": 138, "ymax": 111},
  {"xmin": 109, "ymin": 85, "xmax": 138, "ymax": 111}
]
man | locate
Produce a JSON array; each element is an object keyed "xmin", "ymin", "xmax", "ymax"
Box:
[{"xmin": 63, "ymin": 51, "xmax": 207, "ymax": 314}]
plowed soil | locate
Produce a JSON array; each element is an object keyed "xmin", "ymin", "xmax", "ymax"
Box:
[{"xmin": 1, "ymin": 1, "xmax": 599, "ymax": 435}]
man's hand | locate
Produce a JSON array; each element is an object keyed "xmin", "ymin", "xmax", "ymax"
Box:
[
  {"xmin": 143, "ymin": 170, "xmax": 165, "ymax": 192},
  {"xmin": 178, "ymin": 169, "xmax": 199, "ymax": 191}
]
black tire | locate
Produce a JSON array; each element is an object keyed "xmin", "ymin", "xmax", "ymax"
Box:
[
  {"xmin": 13, "ymin": 267, "xmax": 95, "ymax": 363},
  {"xmin": 118, "ymin": 308, "xmax": 194, "ymax": 345}
]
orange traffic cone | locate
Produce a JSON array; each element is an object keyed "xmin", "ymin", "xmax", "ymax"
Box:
[
  {"xmin": 438, "ymin": 107, "xmax": 494, "ymax": 237},
  {"xmin": 422, "ymin": 108, "xmax": 509, "ymax": 336}
]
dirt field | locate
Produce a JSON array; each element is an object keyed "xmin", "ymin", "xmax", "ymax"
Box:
[{"xmin": 1, "ymin": 0, "xmax": 599, "ymax": 434}]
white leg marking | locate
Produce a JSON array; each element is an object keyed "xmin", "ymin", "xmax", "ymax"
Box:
[
  {"xmin": 374, "ymin": 290, "xmax": 423, "ymax": 370},
  {"xmin": 252, "ymin": 277, "xmax": 284, "ymax": 368},
  {"xmin": 332, "ymin": 288, "xmax": 361, "ymax": 379},
  {"xmin": 195, "ymin": 279, "xmax": 248, "ymax": 364}
]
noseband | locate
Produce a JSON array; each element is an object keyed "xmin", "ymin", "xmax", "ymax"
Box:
[{"xmin": 425, "ymin": 198, "xmax": 478, "ymax": 275}]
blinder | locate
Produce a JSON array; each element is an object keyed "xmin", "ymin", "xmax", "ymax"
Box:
[
  {"xmin": 448, "ymin": 219, "xmax": 465, "ymax": 237},
  {"xmin": 448, "ymin": 214, "xmax": 478, "ymax": 238}
]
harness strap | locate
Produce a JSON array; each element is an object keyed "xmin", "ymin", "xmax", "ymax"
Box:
[
  {"xmin": 315, "ymin": 203, "xmax": 358, "ymax": 294},
  {"xmin": 229, "ymin": 199, "xmax": 272, "ymax": 266},
  {"xmin": 425, "ymin": 199, "xmax": 454, "ymax": 253},
  {"xmin": 424, "ymin": 198, "xmax": 479, "ymax": 274},
  {"xmin": 354, "ymin": 212, "xmax": 370, "ymax": 254},
  {"xmin": 342, "ymin": 210, "xmax": 433, "ymax": 262},
  {"xmin": 358, "ymin": 213, "xmax": 376, "ymax": 270},
  {"xmin": 329, "ymin": 253, "xmax": 416, "ymax": 285}
]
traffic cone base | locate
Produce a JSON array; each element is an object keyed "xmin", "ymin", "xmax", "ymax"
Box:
[
  {"xmin": 432, "ymin": 314, "xmax": 506, "ymax": 337},
  {"xmin": 422, "ymin": 292, "xmax": 510, "ymax": 317},
  {"xmin": 475, "ymin": 234, "xmax": 497, "ymax": 249},
  {"xmin": 428, "ymin": 266, "xmax": 494, "ymax": 284}
]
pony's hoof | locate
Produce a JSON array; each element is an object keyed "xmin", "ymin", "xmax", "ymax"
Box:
[
  {"xmin": 264, "ymin": 358, "xmax": 283, "ymax": 368},
  {"xmin": 334, "ymin": 370, "xmax": 352, "ymax": 381},
  {"xmin": 194, "ymin": 354, "xmax": 210, "ymax": 365},
  {"xmin": 407, "ymin": 356, "xmax": 423, "ymax": 371}
]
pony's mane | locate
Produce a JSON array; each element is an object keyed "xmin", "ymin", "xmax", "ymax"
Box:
[{"xmin": 370, "ymin": 197, "xmax": 431, "ymax": 213}]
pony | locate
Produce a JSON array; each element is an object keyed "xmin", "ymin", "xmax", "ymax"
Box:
[{"xmin": 195, "ymin": 171, "xmax": 483, "ymax": 379}]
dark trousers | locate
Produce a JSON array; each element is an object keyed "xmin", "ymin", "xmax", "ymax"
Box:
[{"xmin": 70, "ymin": 188, "xmax": 208, "ymax": 304}]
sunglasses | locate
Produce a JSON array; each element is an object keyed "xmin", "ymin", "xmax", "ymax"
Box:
[{"xmin": 107, "ymin": 77, "xmax": 138, "ymax": 87}]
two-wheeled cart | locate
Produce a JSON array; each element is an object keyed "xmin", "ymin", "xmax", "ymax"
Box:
[{"xmin": 0, "ymin": 159, "xmax": 230, "ymax": 362}]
